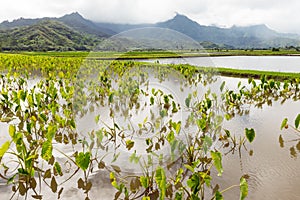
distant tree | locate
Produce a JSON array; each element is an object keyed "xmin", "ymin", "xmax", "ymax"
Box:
[{"xmin": 272, "ymin": 47, "xmax": 280, "ymax": 52}]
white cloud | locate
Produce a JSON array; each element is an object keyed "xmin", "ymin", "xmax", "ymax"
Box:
[{"xmin": 0, "ymin": 0, "xmax": 299, "ymax": 34}]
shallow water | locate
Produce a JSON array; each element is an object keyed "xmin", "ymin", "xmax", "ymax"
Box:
[
  {"xmin": 144, "ymin": 56, "xmax": 300, "ymax": 72},
  {"xmin": 0, "ymin": 69, "xmax": 299, "ymax": 199},
  {"xmin": 217, "ymin": 78, "xmax": 300, "ymax": 199}
]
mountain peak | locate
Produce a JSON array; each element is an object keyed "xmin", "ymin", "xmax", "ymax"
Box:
[
  {"xmin": 60, "ymin": 12, "xmax": 84, "ymax": 20},
  {"xmin": 171, "ymin": 13, "xmax": 198, "ymax": 24}
]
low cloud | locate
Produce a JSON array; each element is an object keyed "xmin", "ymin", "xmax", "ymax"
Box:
[{"xmin": 1, "ymin": 0, "xmax": 299, "ymax": 34}]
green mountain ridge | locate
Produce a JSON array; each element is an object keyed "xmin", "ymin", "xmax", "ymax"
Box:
[
  {"xmin": 1, "ymin": 12, "xmax": 300, "ymax": 51},
  {"xmin": 0, "ymin": 20, "xmax": 101, "ymax": 51}
]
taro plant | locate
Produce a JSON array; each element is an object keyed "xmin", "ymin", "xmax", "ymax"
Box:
[
  {"xmin": 0, "ymin": 55, "xmax": 257, "ymax": 200},
  {"xmin": 279, "ymin": 114, "xmax": 300, "ymax": 158},
  {"xmin": 0, "ymin": 72, "xmax": 80, "ymax": 199}
]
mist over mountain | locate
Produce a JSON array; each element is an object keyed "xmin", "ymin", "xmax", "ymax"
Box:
[{"xmin": 0, "ymin": 12, "xmax": 300, "ymax": 51}]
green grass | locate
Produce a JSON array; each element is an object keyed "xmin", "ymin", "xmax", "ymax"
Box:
[
  {"xmin": 2, "ymin": 51, "xmax": 300, "ymax": 81},
  {"xmin": 199, "ymin": 66, "xmax": 300, "ymax": 81},
  {"xmin": 6, "ymin": 49, "xmax": 300, "ymax": 59}
]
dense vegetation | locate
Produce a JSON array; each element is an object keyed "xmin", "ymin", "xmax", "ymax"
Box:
[
  {"xmin": 0, "ymin": 21, "xmax": 101, "ymax": 51},
  {"xmin": 0, "ymin": 53, "xmax": 299, "ymax": 200}
]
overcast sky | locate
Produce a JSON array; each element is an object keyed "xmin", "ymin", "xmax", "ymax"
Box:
[{"xmin": 1, "ymin": 0, "xmax": 299, "ymax": 34}]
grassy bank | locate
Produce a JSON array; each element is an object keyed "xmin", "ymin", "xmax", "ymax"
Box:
[
  {"xmin": 4, "ymin": 49, "xmax": 300, "ymax": 59},
  {"xmin": 1, "ymin": 52, "xmax": 299, "ymax": 81},
  {"xmin": 197, "ymin": 66, "xmax": 300, "ymax": 81}
]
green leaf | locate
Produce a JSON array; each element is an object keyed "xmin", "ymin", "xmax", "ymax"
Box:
[
  {"xmin": 41, "ymin": 140, "xmax": 53, "ymax": 161},
  {"xmin": 75, "ymin": 152, "xmax": 91, "ymax": 171},
  {"xmin": 187, "ymin": 173, "xmax": 200, "ymax": 194},
  {"xmin": 203, "ymin": 136, "xmax": 213, "ymax": 154},
  {"xmin": 295, "ymin": 114, "xmax": 300, "ymax": 129},
  {"xmin": 39, "ymin": 113, "xmax": 47, "ymax": 122},
  {"xmin": 185, "ymin": 94, "xmax": 192, "ymax": 107},
  {"xmin": 109, "ymin": 92, "xmax": 114, "ymax": 103},
  {"xmin": 224, "ymin": 129, "xmax": 231, "ymax": 137},
  {"xmin": 281, "ymin": 118, "xmax": 288, "ymax": 130},
  {"xmin": 184, "ymin": 164, "xmax": 194, "ymax": 173},
  {"xmin": 240, "ymin": 177, "xmax": 248, "ymax": 200},
  {"xmin": 245, "ymin": 128, "xmax": 255, "ymax": 143},
  {"xmin": 200, "ymin": 172, "xmax": 211, "ymax": 187},
  {"xmin": 9, "ymin": 125, "xmax": 16, "ymax": 137},
  {"xmin": 125, "ymin": 140, "xmax": 135, "ymax": 150},
  {"xmin": 196, "ymin": 118, "xmax": 206, "ymax": 131},
  {"xmin": 215, "ymin": 191, "xmax": 224, "ymax": 200},
  {"xmin": 175, "ymin": 192, "xmax": 183, "ymax": 200},
  {"xmin": 46, "ymin": 125, "xmax": 57, "ymax": 141},
  {"xmin": 140, "ymin": 176, "xmax": 149, "ymax": 188},
  {"xmin": 155, "ymin": 167, "xmax": 166, "ymax": 200},
  {"xmin": 220, "ymin": 81, "xmax": 226, "ymax": 92},
  {"xmin": 211, "ymin": 151, "xmax": 223, "ymax": 176},
  {"xmin": 54, "ymin": 162, "xmax": 63, "ymax": 176},
  {"xmin": 0, "ymin": 141, "xmax": 10, "ymax": 159},
  {"xmin": 150, "ymin": 96, "xmax": 154, "ymax": 105}
]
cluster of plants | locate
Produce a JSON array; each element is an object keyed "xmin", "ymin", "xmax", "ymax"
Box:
[{"xmin": 0, "ymin": 53, "xmax": 298, "ymax": 199}]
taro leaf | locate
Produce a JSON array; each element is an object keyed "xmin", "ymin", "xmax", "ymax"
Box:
[
  {"xmin": 19, "ymin": 182, "xmax": 26, "ymax": 196},
  {"xmin": 240, "ymin": 177, "xmax": 248, "ymax": 200},
  {"xmin": 0, "ymin": 141, "xmax": 10, "ymax": 159},
  {"xmin": 126, "ymin": 140, "xmax": 135, "ymax": 150},
  {"xmin": 200, "ymin": 172, "xmax": 211, "ymax": 187},
  {"xmin": 54, "ymin": 162, "xmax": 63, "ymax": 176},
  {"xmin": 51, "ymin": 176, "xmax": 58, "ymax": 193},
  {"xmin": 175, "ymin": 192, "xmax": 183, "ymax": 200},
  {"xmin": 41, "ymin": 140, "xmax": 53, "ymax": 161},
  {"xmin": 203, "ymin": 136, "xmax": 213, "ymax": 154},
  {"xmin": 211, "ymin": 151, "xmax": 223, "ymax": 176},
  {"xmin": 290, "ymin": 147, "xmax": 297, "ymax": 158},
  {"xmin": 296, "ymin": 141, "xmax": 300, "ymax": 152},
  {"xmin": 44, "ymin": 169, "xmax": 51, "ymax": 179},
  {"xmin": 78, "ymin": 178, "xmax": 84, "ymax": 189},
  {"xmin": 185, "ymin": 94, "xmax": 192, "ymax": 108},
  {"xmin": 39, "ymin": 113, "xmax": 47, "ymax": 122},
  {"xmin": 58, "ymin": 187, "xmax": 64, "ymax": 199},
  {"xmin": 69, "ymin": 119, "xmax": 76, "ymax": 129},
  {"xmin": 224, "ymin": 129, "xmax": 231, "ymax": 137},
  {"xmin": 187, "ymin": 173, "xmax": 200, "ymax": 194},
  {"xmin": 98, "ymin": 161, "xmax": 105, "ymax": 169},
  {"xmin": 130, "ymin": 178, "xmax": 140, "ymax": 193},
  {"xmin": 245, "ymin": 128, "xmax": 255, "ymax": 143},
  {"xmin": 196, "ymin": 118, "xmax": 206, "ymax": 132},
  {"xmin": 295, "ymin": 114, "xmax": 300, "ymax": 129},
  {"xmin": 150, "ymin": 96, "xmax": 154, "ymax": 105},
  {"xmin": 184, "ymin": 164, "xmax": 194, "ymax": 173},
  {"xmin": 140, "ymin": 176, "xmax": 149, "ymax": 188},
  {"xmin": 111, "ymin": 165, "xmax": 121, "ymax": 174},
  {"xmin": 215, "ymin": 191, "xmax": 224, "ymax": 200},
  {"xmin": 86, "ymin": 181, "xmax": 92, "ymax": 192},
  {"xmin": 281, "ymin": 118, "xmax": 288, "ymax": 130},
  {"xmin": 155, "ymin": 167, "xmax": 166, "ymax": 200},
  {"xmin": 220, "ymin": 81, "xmax": 226, "ymax": 92},
  {"xmin": 109, "ymin": 92, "xmax": 114, "ymax": 103},
  {"xmin": 279, "ymin": 135, "xmax": 284, "ymax": 148},
  {"xmin": 75, "ymin": 152, "xmax": 91, "ymax": 171},
  {"xmin": 30, "ymin": 178, "xmax": 37, "ymax": 189},
  {"xmin": 9, "ymin": 125, "xmax": 16, "ymax": 137},
  {"xmin": 31, "ymin": 195, "xmax": 43, "ymax": 199}
]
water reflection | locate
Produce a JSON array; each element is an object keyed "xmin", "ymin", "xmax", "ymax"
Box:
[
  {"xmin": 218, "ymin": 77, "xmax": 300, "ymax": 199},
  {"xmin": 73, "ymin": 62, "xmax": 221, "ymax": 173}
]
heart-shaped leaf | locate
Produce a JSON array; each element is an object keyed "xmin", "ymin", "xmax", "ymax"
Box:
[{"xmin": 245, "ymin": 128, "xmax": 255, "ymax": 143}]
